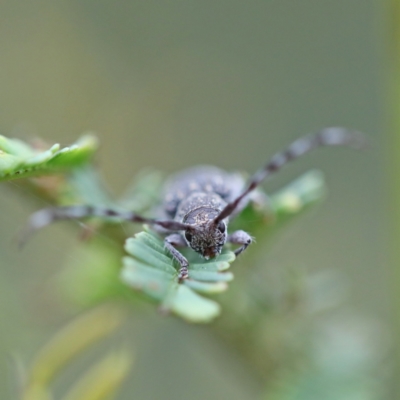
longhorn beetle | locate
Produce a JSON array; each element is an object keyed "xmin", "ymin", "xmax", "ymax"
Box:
[{"xmin": 22, "ymin": 127, "xmax": 365, "ymax": 281}]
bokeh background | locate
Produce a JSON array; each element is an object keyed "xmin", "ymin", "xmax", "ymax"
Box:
[{"xmin": 0, "ymin": 1, "xmax": 393, "ymax": 399}]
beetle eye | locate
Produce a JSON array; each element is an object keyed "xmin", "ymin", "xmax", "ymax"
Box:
[
  {"xmin": 217, "ymin": 222, "xmax": 226, "ymax": 233},
  {"xmin": 185, "ymin": 231, "xmax": 193, "ymax": 242}
]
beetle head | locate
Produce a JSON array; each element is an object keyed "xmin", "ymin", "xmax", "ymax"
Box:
[{"xmin": 183, "ymin": 208, "xmax": 227, "ymax": 259}]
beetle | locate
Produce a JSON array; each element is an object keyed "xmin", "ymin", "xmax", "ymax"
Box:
[{"xmin": 22, "ymin": 127, "xmax": 364, "ymax": 281}]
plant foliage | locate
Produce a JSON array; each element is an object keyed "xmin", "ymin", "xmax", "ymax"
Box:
[
  {"xmin": 0, "ymin": 134, "xmax": 97, "ymax": 182},
  {"xmin": 122, "ymin": 229, "xmax": 236, "ymax": 322},
  {"xmin": 1, "ymin": 133, "xmax": 328, "ymax": 324},
  {"xmin": 21, "ymin": 305, "xmax": 131, "ymax": 400}
]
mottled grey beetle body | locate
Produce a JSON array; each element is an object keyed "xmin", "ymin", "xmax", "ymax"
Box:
[
  {"xmin": 23, "ymin": 128, "xmax": 365, "ymax": 282},
  {"xmin": 163, "ymin": 166, "xmax": 245, "ymax": 219},
  {"xmin": 159, "ymin": 167, "xmax": 252, "ymax": 274}
]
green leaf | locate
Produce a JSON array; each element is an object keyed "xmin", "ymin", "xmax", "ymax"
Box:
[
  {"xmin": 57, "ymin": 239, "xmax": 133, "ymax": 308},
  {"xmin": 230, "ymin": 170, "xmax": 327, "ymax": 239},
  {"xmin": 60, "ymin": 350, "xmax": 132, "ymax": 400},
  {"xmin": 118, "ymin": 168, "xmax": 164, "ymax": 214},
  {"xmin": 67, "ymin": 165, "xmax": 114, "ymax": 206},
  {"xmin": 121, "ymin": 230, "xmax": 236, "ymax": 323},
  {"xmin": 62, "ymin": 167, "xmax": 163, "ymax": 224},
  {"xmin": 270, "ymin": 170, "xmax": 326, "ymax": 217},
  {"xmin": 22, "ymin": 306, "xmax": 132, "ymax": 400},
  {"xmin": 165, "ymin": 285, "xmax": 221, "ymax": 323},
  {"xmin": 23, "ymin": 305, "xmax": 126, "ymax": 398},
  {"xmin": 0, "ymin": 134, "xmax": 98, "ymax": 182}
]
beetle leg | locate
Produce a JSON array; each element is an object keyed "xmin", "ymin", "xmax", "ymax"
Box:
[
  {"xmin": 228, "ymin": 230, "xmax": 253, "ymax": 256},
  {"xmin": 164, "ymin": 234, "xmax": 189, "ymax": 281}
]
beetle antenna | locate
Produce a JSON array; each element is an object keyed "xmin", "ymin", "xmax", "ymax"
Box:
[
  {"xmin": 19, "ymin": 205, "xmax": 191, "ymax": 247},
  {"xmin": 214, "ymin": 127, "xmax": 366, "ymax": 223}
]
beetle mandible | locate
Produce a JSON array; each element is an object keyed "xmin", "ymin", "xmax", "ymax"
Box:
[{"xmin": 22, "ymin": 127, "xmax": 365, "ymax": 281}]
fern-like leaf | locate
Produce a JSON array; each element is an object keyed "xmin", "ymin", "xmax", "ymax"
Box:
[
  {"xmin": 0, "ymin": 134, "xmax": 98, "ymax": 182},
  {"xmin": 121, "ymin": 229, "xmax": 235, "ymax": 323}
]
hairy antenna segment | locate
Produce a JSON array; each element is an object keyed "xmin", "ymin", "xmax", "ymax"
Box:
[
  {"xmin": 214, "ymin": 127, "xmax": 365, "ymax": 223},
  {"xmin": 19, "ymin": 205, "xmax": 190, "ymax": 247}
]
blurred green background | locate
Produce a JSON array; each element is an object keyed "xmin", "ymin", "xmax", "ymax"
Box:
[{"xmin": 0, "ymin": 1, "xmax": 391, "ymax": 399}]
